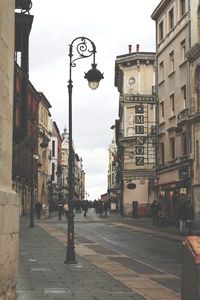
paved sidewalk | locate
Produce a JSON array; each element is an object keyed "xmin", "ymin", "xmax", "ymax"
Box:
[
  {"xmin": 17, "ymin": 211, "xmax": 186, "ymax": 300},
  {"xmin": 17, "ymin": 217, "xmax": 146, "ymax": 300}
]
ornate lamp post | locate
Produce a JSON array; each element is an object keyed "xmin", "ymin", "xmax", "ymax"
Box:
[{"xmin": 65, "ymin": 37, "xmax": 103, "ymax": 264}]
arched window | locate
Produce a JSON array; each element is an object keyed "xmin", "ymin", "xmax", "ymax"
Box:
[{"xmin": 195, "ymin": 65, "xmax": 200, "ymax": 112}]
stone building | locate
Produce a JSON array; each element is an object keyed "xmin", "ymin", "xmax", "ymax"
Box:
[
  {"xmin": 61, "ymin": 128, "xmax": 85, "ymax": 202},
  {"xmin": 0, "ymin": 1, "xmax": 19, "ymax": 299},
  {"xmin": 37, "ymin": 92, "xmax": 52, "ymax": 209},
  {"xmin": 107, "ymin": 125, "xmax": 120, "ymax": 211},
  {"xmin": 185, "ymin": 0, "xmax": 200, "ymax": 227},
  {"xmin": 114, "ymin": 45, "xmax": 156, "ymax": 216},
  {"xmin": 151, "ymin": 0, "xmax": 199, "ymax": 222}
]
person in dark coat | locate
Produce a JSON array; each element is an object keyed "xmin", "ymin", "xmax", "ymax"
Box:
[
  {"xmin": 82, "ymin": 201, "xmax": 89, "ymax": 217},
  {"xmin": 186, "ymin": 202, "xmax": 194, "ymax": 235},
  {"xmin": 177, "ymin": 202, "xmax": 187, "ymax": 234},
  {"xmin": 35, "ymin": 202, "xmax": 42, "ymax": 219},
  {"xmin": 151, "ymin": 200, "xmax": 159, "ymax": 226}
]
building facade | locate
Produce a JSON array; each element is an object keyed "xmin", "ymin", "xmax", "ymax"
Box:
[
  {"xmin": 37, "ymin": 92, "xmax": 52, "ymax": 209},
  {"xmin": 0, "ymin": 2, "xmax": 19, "ymax": 299},
  {"xmin": 115, "ymin": 45, "xmax": 156, "ymax": 216},
  {"xmin": 107, "ymin": 125, "xmax": 120, "ymax": 211},
  {"xmin": 185, "ymin": 0, "xmax": 200, "ymax": 227},
  {"xmin": 151, "ymin": 0, "xmax": 195, "ymax": 222},
  {"xmin": 61, "ymin": 128, "xmax": 85, "ymax": 203}
]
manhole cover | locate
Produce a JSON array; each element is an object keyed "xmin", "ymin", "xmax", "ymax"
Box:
[
  {"xmin": 44, "ymin": 288, "xmax": 70, "ymax": 294},
  {"xmin": 31, "ymin": 268, "xmax": 49, "ymax": 272},
  {"xmin": 28, "ymin": 259, "xmax": 37, "ymax": 262}
]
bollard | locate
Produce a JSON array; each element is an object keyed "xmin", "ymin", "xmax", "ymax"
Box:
[{"xmin": 181, "ymin": 236, "xmax": 200, "ymax": 300}]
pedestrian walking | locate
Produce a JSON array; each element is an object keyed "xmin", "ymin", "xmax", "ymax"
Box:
[
  {"xmin": 177, "ymin": 202, "xmax": 187, "ymax": 234},
  {"xmin": 35, "ymin": 202, "xmax": 42, "ymax": 219},
  {"xmin": 82, "ymin": 201, "xmax": 88, "ymax": 217},
  {"xmin": 151, "ymin": 200, "xmax": 159, "ymax": 226},
  {"xmin": 186, "ymin": 202, "xmax": 194, "ymax": 235}
]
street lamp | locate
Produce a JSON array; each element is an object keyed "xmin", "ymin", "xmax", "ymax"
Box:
[{"xmin": 65, "ymin": 37, "xmax": 103, "ymax": 264}]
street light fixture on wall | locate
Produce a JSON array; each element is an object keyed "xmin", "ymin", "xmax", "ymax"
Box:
[{"xmin": 65, "ymin": 37, "xmax": 103, "ymax": 264}]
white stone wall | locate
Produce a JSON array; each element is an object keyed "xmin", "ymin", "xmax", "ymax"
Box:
[{"xmin": 0, "ymin": 1, "xmax": 19, "ymax": 299}]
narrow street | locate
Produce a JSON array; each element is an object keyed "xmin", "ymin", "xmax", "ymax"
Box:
[{"xmin": 17, "ymin": 210, "xmax": 183, "ymax": 300}]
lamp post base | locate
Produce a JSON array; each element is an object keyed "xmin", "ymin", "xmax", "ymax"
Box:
[{"xmin": 64, "ymin": 247, "xmax": 77, "ymax": 264}]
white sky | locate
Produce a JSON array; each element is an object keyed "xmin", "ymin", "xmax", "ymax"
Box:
[{"xmin": 28, "ymin": 0, "xmax": 160, "ymax": 200}]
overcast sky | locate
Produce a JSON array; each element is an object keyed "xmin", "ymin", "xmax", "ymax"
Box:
[{"xmin": 28, "ymin": 0, "xmax": 160, "ymax": 200}]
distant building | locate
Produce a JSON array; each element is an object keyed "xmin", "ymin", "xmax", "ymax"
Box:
[
  {"xmin": 37, "ymin": 92, "xmax": 52, "ymax": 208},
  {"xmin": 61, "ymin": 128, "xmax": 85, "ymax": 202},
  {"xmin": 114, "ymin": 45, "xmax": 156, "ymax": 216},
  {"xmin": 107, "ymin": 125, "xmax": 120, "ymax": 211}
]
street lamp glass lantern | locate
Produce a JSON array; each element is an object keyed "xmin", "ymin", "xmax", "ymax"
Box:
[{"xmin": 84, "ymin": 64, "xmax": 104, "ymax": 90}]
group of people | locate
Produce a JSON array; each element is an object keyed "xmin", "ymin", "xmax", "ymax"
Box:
[
  {"xmin": 151, "ymin": 199, "xmax": 195, "ymax": 234},
  {"xmin": 57, "ymin": 200, "xmax": 91, "ymax": 220},
  {"xmin": 93, "ymin": 199, "xmax": 110, "ymax": 218}
]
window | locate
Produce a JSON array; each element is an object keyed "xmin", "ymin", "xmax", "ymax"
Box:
[
  {"xmin": 169, "ymin": 51, "xmax": 175, "ymax": 73},
  {"xmin": 160, "ymin": 101, "xmax": 164, "ymax": 119},
  {"xmin": 170, "ymin": 137, "xmax": 175, "ymax": 159},
  {"xmin": 180, "ymin": 39, "xmax": 186, "ymax": 63},
  {"xmin": 195, "ymin": 65, "xmax": 200, "ymax": 111},
  {"xmin": 182, "ymin": 133, "xmax": 187, "ymax": 155},
  {"xmin": 180, "ymin": 0, "xmax": 186, "ymax": 17},
  {"xmin": 159, "ymin": 61, "xmax": 164, "ymax": 82},
  {"xmin": 196, "ymin": 141, "xmax": 199, "ymax": 168},
  {"xmin": 52, "ymin": 162, "xmax": 55, "ymax": 181},
  {"xmin": 159, "ymin": 21, "xmax": 164, "ymax": 42},
  {"xmin": 52, "ymin": 140, "xmax": 55, "ymax": 157},
  {"xmin": 160, "ymin": 142, "xmax": 165, "ymax": 165},
  {"xmin": 181, "ymin": 85, "xmax": 186, "ymax": 109},
  {"xmin": 169, "ymin": 8, "xmax": 174, "ymax": 30},
  {"xmin": 170, "ymin": 93, "xmax": 175, "ymax": 114}
]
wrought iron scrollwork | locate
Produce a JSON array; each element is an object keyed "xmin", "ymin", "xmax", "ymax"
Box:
[
  {"xmin": 69, "ymin": 37, "xmax": 96, "ymax": 68},
  {"xmin": 15, "ymin": 0, "xmax": 32, "ymax": 14}
]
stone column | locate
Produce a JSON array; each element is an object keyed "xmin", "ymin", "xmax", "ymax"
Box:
[{"xmin": 0, "ymin": 1, "xmax": 19, "ymax": 299}]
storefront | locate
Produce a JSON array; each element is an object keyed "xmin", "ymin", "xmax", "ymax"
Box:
[{"xmin": 155, "ymin": 178, "xmax": 191, "ymax": 224}]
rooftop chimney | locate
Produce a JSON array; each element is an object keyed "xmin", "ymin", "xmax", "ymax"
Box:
[
  {"xmin": 128, "ymin": 45, "xmax": 132, "ymax": 53},
  {"xmin": 136, "ymin": 44, "xmax": 139, "ymax": 52}
]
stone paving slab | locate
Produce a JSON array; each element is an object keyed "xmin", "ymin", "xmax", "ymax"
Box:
[{"xmin": 17, "ymin": 219, "xmax": 147, "ymax": 300}]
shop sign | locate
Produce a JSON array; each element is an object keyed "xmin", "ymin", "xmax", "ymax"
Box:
[
  {"xmin": 125, "ymin": 95, "xmax": 156, "ymax": 103},
  {"xmin": 135, "ymin": 104, "xmax": 144, "ymax": 166}
]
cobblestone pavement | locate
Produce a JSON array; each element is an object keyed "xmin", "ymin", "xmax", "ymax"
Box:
[{"xmin": 17, "ymin": 213, "xmax": 183, "ymax": 300}]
